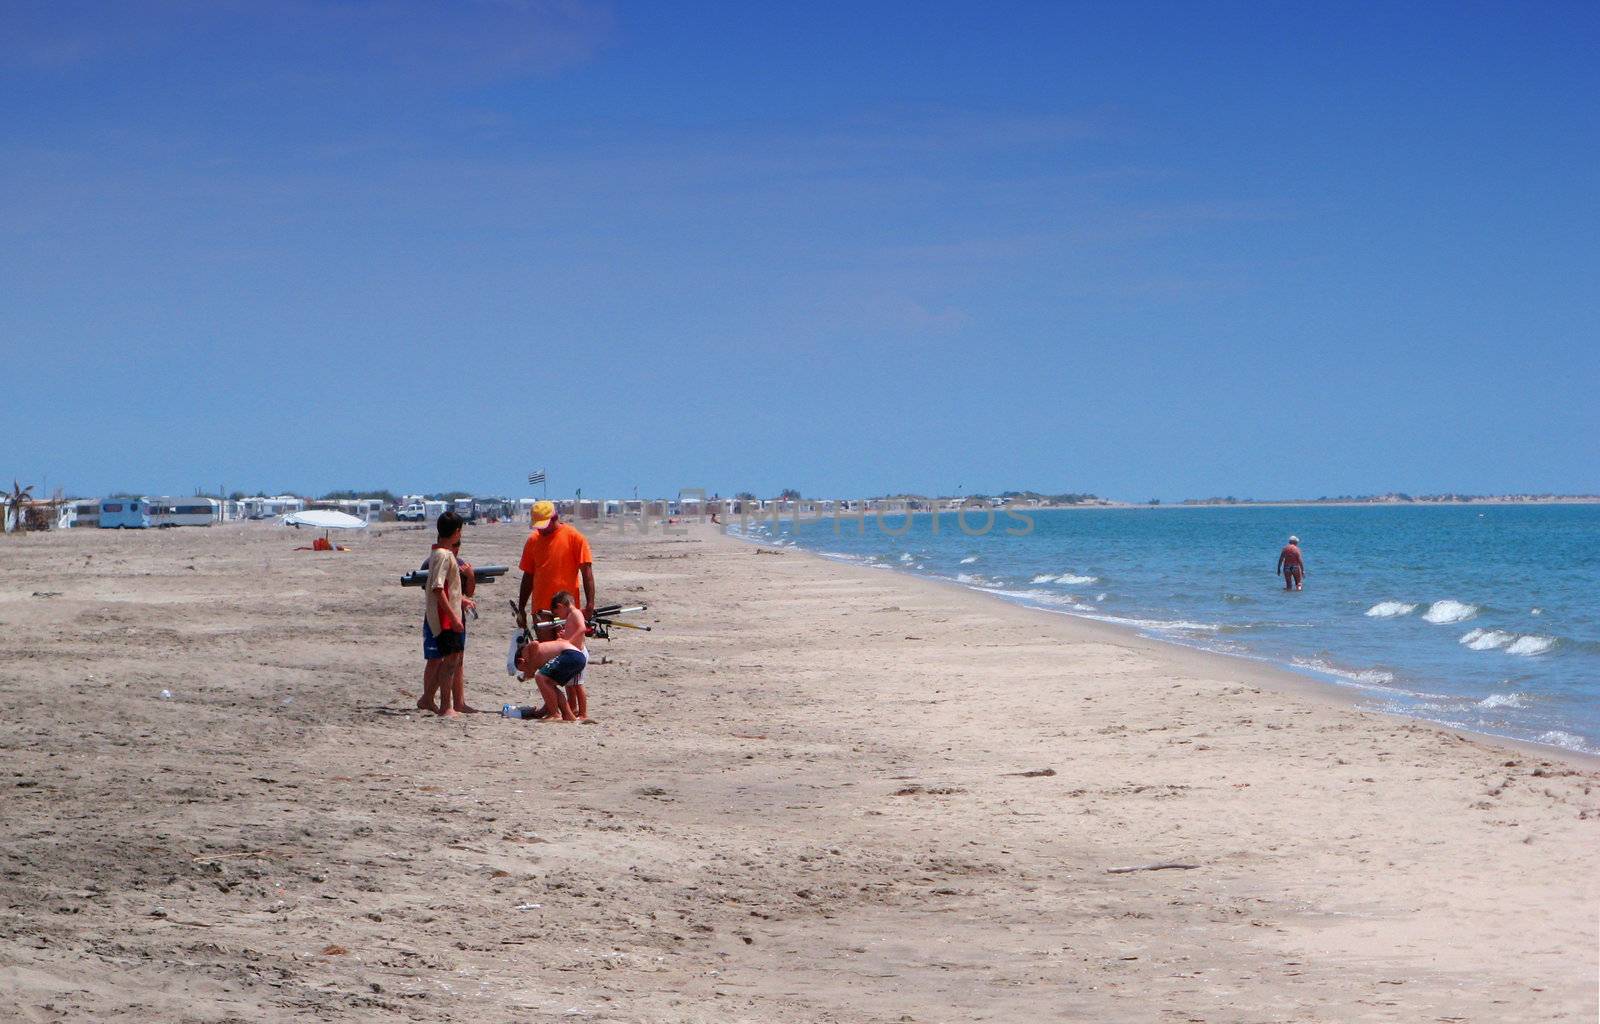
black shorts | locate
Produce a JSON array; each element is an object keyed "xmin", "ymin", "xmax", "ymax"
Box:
[
  {"xmin": 423, "ymin": 620, "xmax": 466, "ymax": 660},
  {"xmin": 432, "ymin": 628, "xmax": 465, "ymax": 658}
]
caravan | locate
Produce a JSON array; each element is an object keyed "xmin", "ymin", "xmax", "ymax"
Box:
[
  {"xmin": 240, "ymin": 495, "xmax": 306, "ymax": 520},
  {"xmin": 99, "ymin": 498, "xmax": 152, "ymax": 529},
  {"xmin": 148, "ymin": 497, "xmax": 219, "ymax": 527},
  {"xmin": 66, "ymin": 500, "xmax": 101, "ymax": 529}
]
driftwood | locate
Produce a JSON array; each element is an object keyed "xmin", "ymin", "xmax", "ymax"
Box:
[{"xmin": 1105, "ymin": 861, "xmax": 1200, "ymax": 874}]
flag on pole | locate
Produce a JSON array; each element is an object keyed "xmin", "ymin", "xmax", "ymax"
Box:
[{"xmin": 528, "ymin": 470, "xmax": 546, "ymax": 486}]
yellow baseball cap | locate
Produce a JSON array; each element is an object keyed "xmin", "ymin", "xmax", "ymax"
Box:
[{"xmin": 530, "ymin": 500, "xmax": 557, "ymax": 528}]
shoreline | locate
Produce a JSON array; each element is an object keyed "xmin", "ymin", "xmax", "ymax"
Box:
[
  {"xmin": 722, "ymin": 524, "xmax": 1600, "ymax": 770},
  {"xmin": 729, "ymin": 524, "xmax": 1600, "ymax": 771},
  {"xmin": 707, "ymin": 498, "xmax": 1600, "ymax": 523}
]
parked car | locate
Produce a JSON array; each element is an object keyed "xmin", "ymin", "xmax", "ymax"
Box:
[{"xmin": 396, "ymin": 503, "xmax": 426, "ymax": 522}]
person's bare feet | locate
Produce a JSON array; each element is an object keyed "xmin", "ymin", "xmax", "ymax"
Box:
[
  {"xmin": 437, "ymin": 707, "xmax": 460, "ymax": 718},
  {"xmin": 416, "ymin": 696, "xmax": 435, "ymax": 712}
]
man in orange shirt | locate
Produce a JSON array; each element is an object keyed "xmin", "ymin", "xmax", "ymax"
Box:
[{"xmin": 516, "ymin": 500, "xmax": 596, "ymax": 629}]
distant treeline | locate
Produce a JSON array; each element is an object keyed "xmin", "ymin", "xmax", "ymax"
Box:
[{"xmin": 997, "ymin": 490, "xmax": 1102, "ymax": 504}]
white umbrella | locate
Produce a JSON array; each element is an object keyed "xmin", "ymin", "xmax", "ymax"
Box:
[{"xmin": 283, "ymin": 509, "xmax": 368, "ymax": 530}]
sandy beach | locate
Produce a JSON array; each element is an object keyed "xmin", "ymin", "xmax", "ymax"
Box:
[{"xmin": 1, "ymin": 520, "xmax": 1595, "ymax": 1023}]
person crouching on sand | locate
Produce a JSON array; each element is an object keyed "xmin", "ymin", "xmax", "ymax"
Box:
[
  {"xmin": 1276, "ymin": 534, "xmax": 1305, "ymax": 591},
  {"xmin": 420, "ymin": 511, "xmax": 477, "ymax": 716},
  {"xmin": 525, "ymin": 590, "xmax": 589, "ymax": 723}
]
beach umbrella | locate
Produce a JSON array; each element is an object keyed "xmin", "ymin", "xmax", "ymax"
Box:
[{"xmin": 282, "ymin": 509, "xmax": 368, "ymax": 530}]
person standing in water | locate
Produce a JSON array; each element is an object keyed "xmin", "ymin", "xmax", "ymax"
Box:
[{"xmin": 1276, "ymin": 535, "xmax": 1305, "ymax": 591}]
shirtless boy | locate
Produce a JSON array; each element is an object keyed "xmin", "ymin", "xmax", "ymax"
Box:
[{"xmin": 525, "ymin": 590, "xmax": 589, "ymax": 722}]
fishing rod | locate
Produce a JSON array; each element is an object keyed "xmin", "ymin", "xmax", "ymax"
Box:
[
  {"xmin": 504, "ymin": 599, "xmax": 652, "ymax": 691},
  {"xmin": 523, "ymin": 602, "xmax": 651, "ymax": 641}
]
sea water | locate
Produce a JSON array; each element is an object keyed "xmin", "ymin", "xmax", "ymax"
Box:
[{"xmin": 734, "ymin": 504, "xmax": 1600, "ymax": 755}]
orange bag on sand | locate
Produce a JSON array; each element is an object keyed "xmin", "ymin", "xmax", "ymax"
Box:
[{"xmin": 312, "ymin": 537, "xmax": 333, "ymax": 551}]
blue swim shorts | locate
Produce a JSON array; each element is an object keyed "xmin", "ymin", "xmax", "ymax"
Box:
[
  {"xmin": 536, "ymin": 649, "xmax": 587, "ymax": 686},
  {"xmin": 423, "ymin": 619, "xmax": 466, "ymax": 661}
]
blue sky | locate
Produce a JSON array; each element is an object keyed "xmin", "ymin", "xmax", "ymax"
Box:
[{"xmin": 4, "ymin": 1, "xmax": 1596, "ymax": 501}]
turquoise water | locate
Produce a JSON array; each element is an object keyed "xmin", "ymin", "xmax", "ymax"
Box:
[{"xmin": 734, "ymin": 504, "xmax": 1600, "ymax": 754}]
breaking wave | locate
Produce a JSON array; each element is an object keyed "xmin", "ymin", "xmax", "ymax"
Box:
[
  {"xmin": 1477, "ymin": 692, "xmax": 1530, "ymax": 710},
  {"xmin": 1365, "ymin": 601, "xmax": 1418, "ymax": 618},
  {"xmin": 1422, "ymin": 600, "xmax": 1479, "ymax": 624},
  {"xmin": 1460, "ymin": 628, "xmax": 1514, "ymax": 651},
  {"xmin": 1536, "ymin": 730, "xmax": 1589, "ymax": 752},
  {"xmin": 1289, "ymin": 657, "xmax": 1398, "ymax": 689},
  {"xmin": 1459, "ymin": 629, "xmax": 1556, "ymax": 657},
  {"xmin": 971, "ymin": 586, "xmax": 1078, "ymax": 610},
  {"xmin": 1074, "ymin": 612, "xmax": 1224, "ymax": 633},
  {"xmin": 1029, "ymin": 572, "xmax": 1099, "ymax": 585},
  {"xmin": 1507, "ymin": 635, "xmax": 1556, "ymax": 656}
]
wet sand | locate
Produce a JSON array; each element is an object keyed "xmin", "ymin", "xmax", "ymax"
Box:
[{"xmin": 1, "ymin": 520, "xmax": 1596, "ymax": 1022}]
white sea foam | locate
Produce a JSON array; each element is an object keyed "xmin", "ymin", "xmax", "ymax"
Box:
[
  {"xmin": 1477, "ymin": 692, "xmax": 1530, "ymax": 710},
  {"xmin": 1506, "ymin": 635, "xmax": 1555, "ymax": 656},
  {"xmin": 1076, "ymin": 612, "xmax": 1224, "ymax": 633},
  {"xmin": 959, "ymin": 556, "xmax": 979, "ymax": 564},
  {"xmin": 1536, "ymin": 730, "xmax": 1589, "ymax": 752},
  {"xmin": 1460, "ymin": 628, "xmax": 1514, "ymax": 651},
  {"xmin": 972, "ymin": 586, "xmax": 1078, "ymax": 609},
  {"xmin": 975, "ymin": 591, "xmax": 1220, "ymax": 632},
  {"xmin": 1094, "ymin": 593, "xmax": 1107, "ymax": 602},
  {"xmin": 1530, "ymin": 607, "xmax": 1542, "ymax": 616},
  {"xmin": 898, "ymin": 552, "xmax": 914, "ymax": 563},
  {"xmin": 1289, "ymin": 657, "xmax": 1400, "ymax": 689},
  {"xmin": 1422, "ymin": 600, "xmax": 1479, "ymax": 624},
  {"xmin": 1365, "ymin": 601, "xmax": 1418, "ymax": 618},
  {"xmin": 821, "ymin": 551, "xmax": 870, "ymax": 564},
  {"xmin": 1029, "ymin": 572, "xmax": 1098, "ymax": 585},
  {"xmin": 1458, "ymin": 630, "xmax": 1556, "ymax": 656}
]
